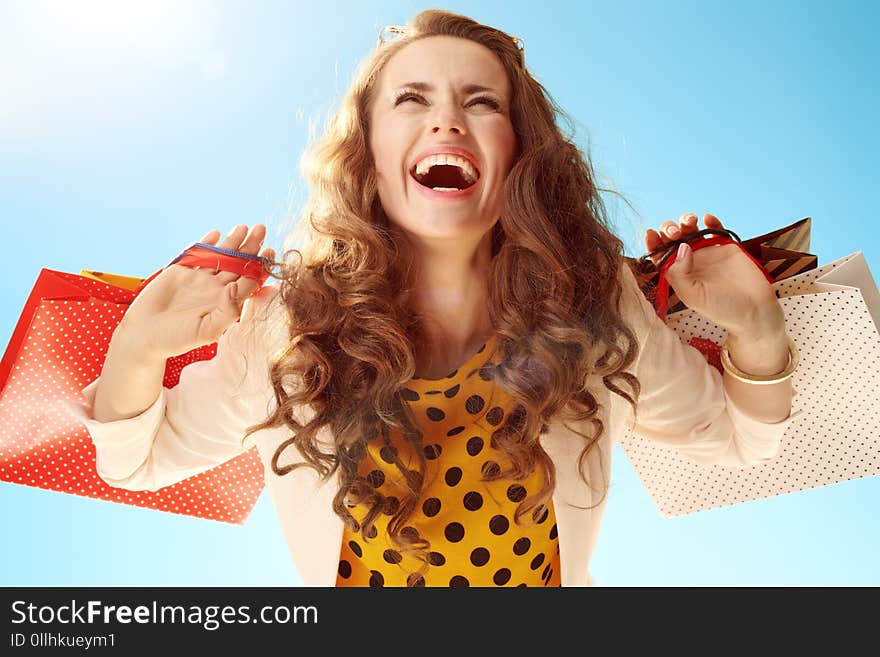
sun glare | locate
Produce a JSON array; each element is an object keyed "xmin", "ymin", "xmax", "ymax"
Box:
[
  {"xmin": 41, "ymin": 0, "xmax": 177, "ymax": 46},
  {"xmin": 0, "ymin": 0, "xmax": 221, "ymax": 138}
]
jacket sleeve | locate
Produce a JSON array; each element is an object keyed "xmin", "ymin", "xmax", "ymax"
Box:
[
  {"xmin": 614, "ymin": 264, "xmax": 802, "ymax": 467},
  {"xmin": 66, "ymin": 285, "xmax": 289, "ymax": 492}
]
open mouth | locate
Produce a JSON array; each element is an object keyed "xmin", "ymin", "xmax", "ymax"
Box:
[{"xmin": 410, "ymin": 156, "xmax": 480, "ymax": 192}]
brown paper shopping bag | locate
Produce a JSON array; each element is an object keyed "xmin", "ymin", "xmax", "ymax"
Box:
[{"xmin": 628, "ymin": 217, "xmax": 818, "ymax": 315}]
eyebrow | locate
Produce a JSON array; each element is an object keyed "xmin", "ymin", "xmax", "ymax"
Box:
[{"xmin": 394, "ymin": 81, "xmax": 501, "ymax": 95}]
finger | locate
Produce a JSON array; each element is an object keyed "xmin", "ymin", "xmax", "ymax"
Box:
[
  {"xmin": 211, "ymin": 224, "xmax": 264, "ymax": 283},
  {"xmin": 645, "ymin": 228, "xmax": 664, "ymax": 253},
  {"xmin": 235, "ymin": 275, "xmax": 262, "ymax": 300},
  {"xmin": 679, "ymin": 213, "xmax": 699, "ymax": 237},
  {"xmin": 219, "ymin": 224, "xmax": 249, "ymax": 251},
  {"xmin": 169, "ymin": 230, "xmax": 221, "ymax": 278},
  {"xmin": 212, "ymin": 242, "xmax": 275, "ymax": 286},
  {"xmin": 236, "ymin": 223, "xmax": 267, "ymax": 255},
  {"xmin": 201, "ymin": 229, "xmax": 221, "ymax": 245},
  {"xmin": 704, "ymin": 213, "xmax": 724, "ymax": 229},
  {"xmin": 645, "ymin": 228, "xmax": 678, "ymax": 267},
  {"xmin": 659, "ymin": 220, "xmax": 680, "ymax": 241},
  {"xmin": 231, "ymin": 247, "xmax": 276, "ymax": 295},
  {"xmin": 198, "ymin": 281, "xmax": 242, "ymax": 343}
]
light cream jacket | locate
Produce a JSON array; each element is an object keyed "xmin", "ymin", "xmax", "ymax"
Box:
[{"xmin": 71, "ymin": 265, "xmax": 801, "ymax": 587}]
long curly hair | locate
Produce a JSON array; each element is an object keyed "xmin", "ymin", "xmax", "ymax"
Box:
[{"xmin": 247, "ymin": 9, "xmax": 641, "ymax": 567}]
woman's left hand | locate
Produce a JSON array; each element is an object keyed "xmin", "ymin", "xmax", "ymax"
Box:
[{"xmin": 644, "ymin": 212, "xmax": 784, "ymax": 338}]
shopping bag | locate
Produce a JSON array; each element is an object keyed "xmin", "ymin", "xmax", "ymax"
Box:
[
  {"xmin": 618, "ymin": 250, "xmax": 880, "ymax": 518},
  {"xmin": 627, "ymin": 216, "xmax": 818, "ymax": 316},
  {"xmin": 79, "ymin": 270, "xmax": 145, "ymax": 290},
  {"xmin": 628, "ymin": 226, "xmax": 777, "ymax": 375},
  {"xmin": 0, "ymin": 244, "xmax": 272, "ymax": 525}
]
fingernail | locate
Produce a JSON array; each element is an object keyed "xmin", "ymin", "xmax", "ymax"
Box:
[
  {"xmin": 677, "ymin": 243, "xmax": 688, "ymax": 259},
  {"xmin": 669, "ymin": 226, "xmax": 680, "ymax": 238},
  {"xmin": 229, "ymin": 282, "xmax": 238, "ymax": 301}
]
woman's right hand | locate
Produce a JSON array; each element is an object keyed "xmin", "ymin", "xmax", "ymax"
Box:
[{"xmin": 115, "ymin": 224, "xmax": 276, "ymax": 361}]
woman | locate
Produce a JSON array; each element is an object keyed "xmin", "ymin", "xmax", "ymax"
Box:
[{"xmin": 74, "ymin": 10, "xmax": 799, "ymax": 587}]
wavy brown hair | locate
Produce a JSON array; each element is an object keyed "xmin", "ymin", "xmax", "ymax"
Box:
[{"xmin": 247, "ymin": 9, "xmax": 641, "ymax": 568}]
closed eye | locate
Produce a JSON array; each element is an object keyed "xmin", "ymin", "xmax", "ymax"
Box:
[
  {"xmin": 470, "ymin": 96, "xmax": 501, "ymax": 110},
  {"xmin": 393, "ymin": 91, "xmax": 427, "ymax": 106},
  {"xmin": 393, "ymin": 91, "xmax": 502, "ymax": 111}
]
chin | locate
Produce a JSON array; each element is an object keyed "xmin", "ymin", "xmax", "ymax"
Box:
[{"xmin": 400, "ymin": 216, "xmax": 494, "ymax": 244}]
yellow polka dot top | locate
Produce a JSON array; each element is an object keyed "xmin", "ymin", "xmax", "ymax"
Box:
[{"xmin": 335, "ymin": 336, "xmax": 561, "ymax": 587}]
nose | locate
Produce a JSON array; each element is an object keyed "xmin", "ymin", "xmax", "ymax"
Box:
[{"xmin": 430, "ymin": 103, "xmax": 466, "ymax": 136}]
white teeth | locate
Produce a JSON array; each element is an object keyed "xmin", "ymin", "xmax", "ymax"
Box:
[
  {"xmin": 413, "ymin": 153, "xmax": 479, "ymax": 184},
  {"xmin": 431, "ymin": 187, "xmax": 459, "ymax": 192}
]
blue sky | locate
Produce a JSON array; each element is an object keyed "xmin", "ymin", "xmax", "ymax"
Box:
[{"xmin": 1, "ymin": 0, "xmax": 878, "ymax": 586}]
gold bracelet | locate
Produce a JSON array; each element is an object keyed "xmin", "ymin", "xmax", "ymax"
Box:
[{"xmin": 720, "ymin": 335, "xmax": 800, "ymax": 385}]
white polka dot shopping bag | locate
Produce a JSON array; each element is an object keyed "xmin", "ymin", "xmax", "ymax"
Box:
[
  {"xmin": 619, "ymin": 247, "xmax": 880, "ymax": 518},
  {"xmin": 0, "ymin": 267, "xmax": 264, "ymax": 525}
]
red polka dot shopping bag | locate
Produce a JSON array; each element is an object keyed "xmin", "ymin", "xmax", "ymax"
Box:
[
  {"xmin": 621, "ymin": 218, "xmax": 880, "ymax": 517},
  {"xmin": 0, "ymin": 244, "xmax": 271, "ymax": 525}
]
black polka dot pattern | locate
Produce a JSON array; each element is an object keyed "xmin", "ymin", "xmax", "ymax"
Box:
[
  {"xmin": 463, "ymin": 491, "xmax": 483, "ymax": 511},
  {"xmin": 533, "ymin": 505, "xmax": 549, "ymax": 524},
  {"xmin": 507, "ymin": 484, "xmax": 527, "ymax": 502},
  {"xmin": 335, "ymin": 334, "xmax": 561, "ymax": 587},
  {"xmin": 445, "ymin": 467, "xmax": 463, "ymax": 487},
  {"xmin": 485, "ymin": 407, "xmax": 504, "ymax": 426},
  {"xmin": 465, "ymin": 395, "xmax": 485, "ymax": 414},
  {"xmin": 493, "ymin": 568, "xmax": 511, "ymax": 585},
  {"xmin": 470, "ymin": 547, "xmax": 490, "ymax": 567},
  {"xmin": 400, "ymin": 388, "xmax": 420, "ymax": 402},
  {"xmin": 489, "ymin": 515, "xmax": 509, "ymax": 535},
  {"xmin": 422, "ymin": 497, "xmax": 441, "ymax": 517},
  {"xmin": 444, "ymin": 522, "xmax": 465, "ymax": 543},
  {"xmin": 379, "ymin": 445, "xmax": 398, "ymax": 464},
  {"xmin": 466, "ymin": 436, "xmax": 484, "ymax": 456},
  {"xmin": 383, "ymin": 549, "xmax": 402, "ymax": 564}
]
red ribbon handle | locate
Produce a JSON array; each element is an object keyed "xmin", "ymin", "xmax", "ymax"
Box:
[
  {"xmin": 135, "ymin": 242, "xmax": 274, "ymax": 295},
  {"xmin": 652, "ymin": 233, "xmax": 774, "ymax": 321}
]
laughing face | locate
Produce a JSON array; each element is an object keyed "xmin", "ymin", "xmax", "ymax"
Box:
[{"xmin": 368, "ymin": 36, "xmax": 518, "ymax": 244}]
